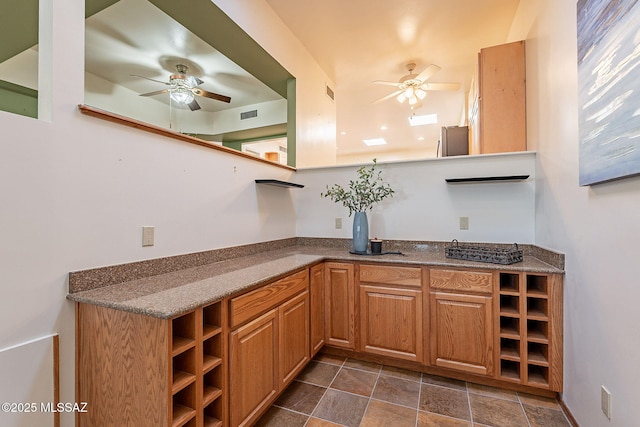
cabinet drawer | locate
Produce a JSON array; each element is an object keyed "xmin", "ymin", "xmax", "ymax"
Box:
[
  {"xmin": 359, "ymin": 264, "xmax": 422, "ymax": 287},
  {"xmin": 230, "ymin": 269, "xmax": 308, "ymax": 328},
  {"xmin": 430, "ymin": 269, "xmax": 492, "ymax": 294}
]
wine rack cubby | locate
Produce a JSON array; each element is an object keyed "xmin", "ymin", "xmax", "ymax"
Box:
[
  {"xmin": 497, "ymin": 272, "xmax": 562, "ymax": 390},
  {"xmin": 170, "ymin": 301, "xmax": 224, "ymax": 427}
]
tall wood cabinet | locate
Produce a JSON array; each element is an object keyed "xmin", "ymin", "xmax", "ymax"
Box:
[
  {"xmin": 429, "ymin": 269, "xmax": 494, "ymax": 376},
  {"xmin": 228, "ymin": 269, "xmax": 309, "ymax": 427},
  {"xmin": 358, "ymin": 264, "xmax": 424, "ymax": 362},
  {"xmin": 469, "ymin": 40, "xmax": 526, "ymax": 155}
]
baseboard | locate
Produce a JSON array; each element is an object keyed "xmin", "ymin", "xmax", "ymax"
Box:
[{"xmin": 558, "ymin": 397, "xmax": 580, "ymax": 427}]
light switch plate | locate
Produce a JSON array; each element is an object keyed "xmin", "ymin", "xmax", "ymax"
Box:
[
  {"xmin": 459, "ymin": 216, "xmax": 469, "ymax": 230},
  {"xmin": 335, "ymin": 218, "xmax": 342, "ymax": 229},
  {"xmin": 601, "ymin": 386, "xmax": 612, "ymax": 419},
  {"xmin": 142, "ymin": 226, "xmax": 154, "ymax": 247}
]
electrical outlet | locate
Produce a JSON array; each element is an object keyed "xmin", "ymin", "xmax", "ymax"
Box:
[
  {"xmin": 142, "ymin": 226, "xmax": 154, "ymax": 247},
  {"xmin": 601, "ymin": 386, "xmax": 612, "ymax": 420},
  {"xmin": 459, "ymin": 216, "xmax": 469, "ymax": 230},
  {"xmin": 335, "ymin": 218, "xmax": 342, "ymax": 229}
]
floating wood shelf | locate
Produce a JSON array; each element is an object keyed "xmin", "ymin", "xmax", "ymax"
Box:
[
  {"xmin": 445, "ymin": 175, "xmax": 530, "ymax": 183},
  {"xmin": 255, "ymin": 179, "xmax": 304, "ymax": 188}
]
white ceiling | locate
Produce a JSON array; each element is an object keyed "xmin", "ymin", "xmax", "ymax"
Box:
[
  {"xmin": 1, "ymin": 0, "xmax": 521, "ymax": 162},
  {"xmin": 266, "ymin": 0, "xmax": 521, "ymax": 161},
  {"xmin": 85, "ymin": 0, "xmax": 283, "ymax": 112}
]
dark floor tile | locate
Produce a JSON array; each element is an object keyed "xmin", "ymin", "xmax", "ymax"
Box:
[
  {"xmin": 330, "ymin": 367, "xmax": 378, "ymax": 396},
  {"xmin": 380, "ymin": 365, "xmax": 422, "ymax": 382},
  {"xmin": 360, "ymin": 399, "xmax": 417, "ymax": 427},
  {"xmin": 255, "ymin": 406, "xmax": 309, "ymax": 427},
  {"xmin": 372, "ymin": 375, "xmax": 421, "ymax": 408},
  {"xmin": 419, "ymin": 383, "xmax": 471, "ymax": 421},
  {"xmin": 469, "ymin": 394, "xmax": 528, "ymax": 427},
  {"xmin": 467, "ymin": 382, "xmax": 517, "ymax": 401},
  {"xmin": 523, "ymin": 404, "xmax": 571, "ymax": 427},
  {"xmin": 421, "ymin": 373, "xmax": 467, "ymax": 391},
  {"xmin": 344, "ymin": 358, "xmax": 382, "ymax": 373},
  {"xmin": 274, "ymin": 380, "xmax": 326, "ymax": 414},
  {"xmin": 518, "ymin": 392, "xmax": 561, "ymax": 409},
  {"xmin": 306, "ymin": 417, "xmax": 344, "ymax": 427},
  {"xmin": 417, "ymin": 411, "xmax": 472, "ymax": 426},
  {"xmin": 314, "ymin": 353, "xmax": 347, "ymax": 366},
  {"xmin": 312, "ymin": 389, "xmax": 369, "ymax": 427},
  {"xmin": 297, "ymin": 361, "xmax": 340, "ymax": 387}
]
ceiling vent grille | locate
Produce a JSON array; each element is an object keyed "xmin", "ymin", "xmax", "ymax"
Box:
[
  {"xmin": 241, "ymin": 109, "xmax": 258, "ymax": 120},
  {"xmin": 326, "ymin": 85, "xmax": 335, "ymax": 101}
]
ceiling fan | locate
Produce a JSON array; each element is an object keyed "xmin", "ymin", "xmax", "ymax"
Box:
[
  {"xmin": 132, "ymin": 64, "xmax": 231, "ymax": 111},
  {"xmin": 373, "ymin": 63, "xmax": 460, "ymax": 108}
]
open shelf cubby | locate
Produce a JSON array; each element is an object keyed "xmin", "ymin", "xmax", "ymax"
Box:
[
  {"xmin": 526, "ymin": 275, "xmax": 549, "ymax": 297},
  {"xmin": 500, "ymin": 359, "xmax": 521, "ymax": 382},
  {"xmin": 172, "ymin": 383, "xmax": 197, "ymax": 427},
  {"xmin": 499, "ymin": 273, "xmax": 520, "ymax": 293},
  {"xmin": 497, "ymin": 272, "xmax": 559, "ymax": 390},
  {"xmin": 172, "ymin": 311, "xmax": 197, "ymax": 356}
]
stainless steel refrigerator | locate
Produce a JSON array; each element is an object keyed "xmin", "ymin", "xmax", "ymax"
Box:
[{"xmin": 440, "ymin": 126, "xmax": 469, "ymax": 157}]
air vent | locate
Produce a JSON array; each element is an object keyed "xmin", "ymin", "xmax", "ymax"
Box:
[
  {"xmin": 240, "ymin": 110, "xmax": 258, "ymax": 120},
  {"xmin": 326, "ymin": 85, "xmax": 335, "ymax": 101}
]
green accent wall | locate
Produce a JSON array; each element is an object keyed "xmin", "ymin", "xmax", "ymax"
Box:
[
  {"xmin": 0, "ymin": 81, "xmax": 37, "ymax": 119},
  {"xmin": 0, "ymin": 0, "xmax": 38, "ymax": 64}
]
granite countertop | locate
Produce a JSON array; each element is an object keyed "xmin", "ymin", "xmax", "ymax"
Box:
[{"xmin": 67, "ymin": 241, "xmax": 564, "ymax": 320}]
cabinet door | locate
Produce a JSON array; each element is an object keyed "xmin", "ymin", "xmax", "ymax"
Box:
[
  {"xmin": 309, "ymin": 264, "xmax": 325, "ymax": 356},
  {"xmin": 479, "ymin": 40, "xmax": 526, "ymax": 154},
  {"xmin": 430, "ymin": 292, "xmax": 493, "ymax": 376},
  {"xmin": 279, "ymin": 290, "xmax": 310, "ymax": 386},
  {"xmin": 229, "ymin": 309, "xmax": 278, "ymax": 427},
  {"xmin": 360, "ymin": 285, "xmax": 423, "ymax": 362},
  {"xmin": 324, "ymin": 262, "xmax": 356, "ymax": 349}
]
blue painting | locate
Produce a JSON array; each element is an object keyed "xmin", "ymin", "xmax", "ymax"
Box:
[{"xmin": 578, "ymin": 0, "xmax": 640, "ymax": 186}]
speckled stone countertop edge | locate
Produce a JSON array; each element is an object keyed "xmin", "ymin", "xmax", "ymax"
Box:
[{"xmin": 67, "ymin": 240, "xmax": 564, "ymax": 320}]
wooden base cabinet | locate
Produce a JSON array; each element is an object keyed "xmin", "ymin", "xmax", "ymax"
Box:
[
  {"xmin": 429, "ymin": 269, "xmax": 494, "ymax": 376},
  {"xmin": 309, "ymin": 264, "xmax": 325, "ymax": 356},
  {"xmin": 496, "ymin": 272, "xmax": 563, "ymax": 391},
  {"xmin": 228, "ymin": 269, "xmax": 310, "ymax": 427},
  {"xmin": 229, "ymin": 309, "xmax": 278, "ymax": 427},
  {"xmin": 429, "ymin": 292, "xmax": 493, "ymax": 376},
  {"xmin": 358, "ymin": 264, "xmax": 423, "ymax": 362},
  {"xmin": 76, "ymin": 300, "xmax": 225, "ymax": 427},
  {"xmin": 324, "ymin": 262, "xmax": 355, "ymax": 349}
]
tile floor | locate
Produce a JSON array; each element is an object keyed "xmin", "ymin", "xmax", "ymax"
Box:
[{"xmin": 256, "ymin": 353, "xmax": 572, "ymax": 427}]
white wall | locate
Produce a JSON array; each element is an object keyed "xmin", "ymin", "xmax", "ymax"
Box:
[
  {"xmin": 212, "ymin": 0, "xmax": 337, "ymax": 167},
  {"xmin": 0, "ymin": 0, "xmax": 331, "ymax": 425},
  {"xmin": 295, "ymin": 153, "xmax": 536, "ymax": 244},
  {"xmin": 510, "ymin": 1, "xmax": 640, "ymax": 426}
]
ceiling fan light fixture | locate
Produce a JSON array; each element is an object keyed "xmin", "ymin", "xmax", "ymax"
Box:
[
  {"xmin": 396, "ymin": 93, "xmax": 407, "ymax": 103},
  {"xmin": 415, "ymin": 88, "xmax": 427, "ymax": 100},
  {"xmin": 404, "ymin": 87, "xmax": 414, "ymax": 98},
  {"xmin": 170, "ymin": 87, "xmax": 195, "ymax": 104},
  {"xmin": 408, "ymin": 96, "xmax": 418, "ymax": 105}
]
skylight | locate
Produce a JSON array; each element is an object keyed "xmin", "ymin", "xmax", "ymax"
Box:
[
  {"xmin": 363, "ymin": 138, "xmax": 387, "ymax": 146},
  {"xmin": 408, "ymin": 113, "xmax": 438, "ymax": 126}
]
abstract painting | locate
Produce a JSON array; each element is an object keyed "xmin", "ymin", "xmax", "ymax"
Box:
[{"xmin": 578, "ymin": 0, "xmax": 640, "ymax": 185}]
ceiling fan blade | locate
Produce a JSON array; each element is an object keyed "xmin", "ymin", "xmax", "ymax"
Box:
[
  {"xmin": 373, "ymin": 89, "xmax": 403, "ymax": 104},
  {"xmin": 372, "ymin": 80, "xmax": 401, "ymax": 86},
  {"xmin": 415, "ymin": 64, "xmax": 442, "ymax": 82},
  {"xmin": 192, "ymin": 87, "xmax": 231, "ymax": 103},
  {"xmin": 422, "ymin": 82, "xmax": 461, "ymax": 91},
  {"xmin": 139, "ymin": 89, "xmax": 170, "ymax": 97},
  {"xmin": 187, "ymin": 99, "xmax": 201, "ymax": 111},
  {"xmin": 130, "ymin": 74, "xmax": 170, "ymax": 85}
]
